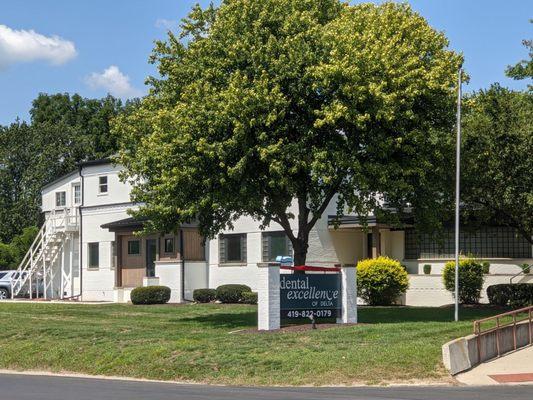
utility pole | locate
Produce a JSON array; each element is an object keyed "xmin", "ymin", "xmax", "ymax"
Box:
[{"xmin": 454, "ymin": 68, "xmax": 462, "ymax": 322}]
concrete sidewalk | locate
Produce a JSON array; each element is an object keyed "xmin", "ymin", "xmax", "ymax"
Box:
[{"xmin": 456, "ymin": 345, "xmax": 533, "ymax": 385}]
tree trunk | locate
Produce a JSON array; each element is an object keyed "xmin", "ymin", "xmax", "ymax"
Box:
[{"xmin": 292, "ymin": 238, "xmax": 308, "ymax": 266}]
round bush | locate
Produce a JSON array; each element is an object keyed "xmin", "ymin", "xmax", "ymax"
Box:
[
  {"xmin": 130, "ymin": 286, "xmax": 171, "ymax": 305},
  {"xmin": 482, "ymin": 261, "xmax": 491, "ymax": 274},
  {"xmin": 193, "ymin": 288, "xmax": 216, "ymax": 303},
  {"xmin": 215, "ymin": 284, "xmax": 251, "ymax": 303},
  {"xmin": 242, "ymin": 291, "xmax": 258, "ymax": 304},
  {"xmin": 442, "ymin": 259, "xmax": 484, "ymax": 304},
  {"xmin": 356, "ymin": 256, "xmax": 409, "ymax": 306},
  {"xmin": 488, "ymin": 283, "xmax": 533, "ymax": 308}
]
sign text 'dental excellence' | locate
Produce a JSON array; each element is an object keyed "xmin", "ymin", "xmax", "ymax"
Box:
[{"xmin": 280, "ymin": 274, "xmax": 341, "ymax": 319}]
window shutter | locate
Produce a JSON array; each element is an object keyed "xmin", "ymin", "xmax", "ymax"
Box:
[
  {"xmin": 219, "ymin": 235, "xmax": 226, "ymax": 263},
  {"xmin": 241, "ymin": 234, "xmax": 247, "ymax": 263},
  {"xmin": 262, "ymin": 233, "xmax": 269, "ymax": 262}
]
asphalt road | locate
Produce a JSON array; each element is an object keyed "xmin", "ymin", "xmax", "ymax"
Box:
[{"xmin": 0, "ymin": 373, "xmax": 532, "ymax": 400}]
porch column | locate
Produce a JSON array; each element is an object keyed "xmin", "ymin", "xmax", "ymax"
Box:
[
  {"xmin": 257, "ymin": 262, "xmax": 280, "ymax": 331},
  {"xmin": 337, "ymin": 264, "xmax": 357, "ymax": 324},
  {"xmin": 371, "ymin": 227, "xmax": 381, "ymax": 258}
]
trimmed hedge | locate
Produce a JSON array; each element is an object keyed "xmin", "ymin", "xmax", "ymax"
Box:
[
  {"xmin": 356, "ymin": 256, "xmax": 409, "ymax": 306},
  {"xmin": 193, "ymin": 288, "xmax": 216, "ymax": 303},
  {"xmin": 487, "ymin": 284, "xmax": 533, "ymax": 308},
  {"xmin": 215, "ymin": 284, "xmax": 252, "ymax": 303},
  {"xmin": 442, "ymin": 259, "xmax": 484, "ymax": 304},
  {"xmin": 131, "ymin": 286, "xmax": 171, "ymax": 305},
  {"xmin": 242, "ymin": 291, "xmax": 258, "ymax": 304}
]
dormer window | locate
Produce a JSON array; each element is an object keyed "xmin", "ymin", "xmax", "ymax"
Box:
[
  {"xmin": 98, "ymin": 176, "xmax": 108, "ymax": 194},
  {"xmin": 55, "ymin": 191, "xmax": 66, "ymax": 207}
]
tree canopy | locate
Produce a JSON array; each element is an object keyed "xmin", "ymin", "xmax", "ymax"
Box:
[
  {"xmin": 461, "ymin": 85, "xmax": 532, "ymax": 244},
  {"xmin": 0, "ymin": 93, "xmax": 133, "ymax": 245},
  {"xmin": 115, "ymin": 0, "xmax": 462, "ymax": 264},
  {"xmin": 505, "ymin": 20, "xmax": 532, "ymax": 88}
]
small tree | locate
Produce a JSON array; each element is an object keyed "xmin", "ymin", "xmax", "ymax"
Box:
[
  {"xmin": 442, "ymin": 259, "xmax": 485, "ymax": 304},
  {"xmin": 356, "ymin": 256, "xmax": 409, "ymax": 306}
]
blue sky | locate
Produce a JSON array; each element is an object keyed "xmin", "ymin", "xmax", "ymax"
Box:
[{"xmin": 0, "ymin": 0, "xmax": 530, "ymax": 125}]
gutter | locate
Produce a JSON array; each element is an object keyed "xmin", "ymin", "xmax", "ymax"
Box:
[
  {"xmin": 180, "ymin": 228, "xmax": 186, "ymax": 302},
  {"xmin": 78, "ymin": 165, "xmax": 84, "ymax": 299}
]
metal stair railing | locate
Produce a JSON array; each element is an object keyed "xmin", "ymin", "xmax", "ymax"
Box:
[{"xmin": 10, "ymin": 211, "xmax": 66, "ymax": 298}]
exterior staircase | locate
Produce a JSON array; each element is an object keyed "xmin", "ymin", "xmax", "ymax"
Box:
[{"xmin": 10, "ymin": 208, "xmax": 79, "ymax": 300}]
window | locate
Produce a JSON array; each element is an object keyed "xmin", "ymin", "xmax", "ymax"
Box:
[
  {"xmin": 55, "ymin": 191, "xmax": 66, "ymax": 207},
  {"xmin": 164, "ymin": 238, "xmax": 174, "ymax": 254},
  {"xmin": 0, "ymin": 272, "xmax": 7, "ymax": 279},
  {"xmin": 110, "ymin": 241, "xmax": 116, "ymax": 269},
  {"xmin": 73, "ymin": 184, "xmax": 81, "ymax": 205},
  {"xmin": 404, "ymin": 226, "xmax": 532, "ymax": 259},
  {"xmin": 128, "ymin": 240, "xmax": 141, "ymax": 255},
  {"xmin": 98, "ymin": 176, "xmax": 108, "ymax": 194},
  {"xmin": 262, "ymin": 231, "xmax": 293, "ymax": 262},
  {"xmin": 88, "ymin": 243, "xmax": 99, "ymax": 268},
  {"xmin": 219, "ymin": 234, "xmax": 246, "ymax": 263}
]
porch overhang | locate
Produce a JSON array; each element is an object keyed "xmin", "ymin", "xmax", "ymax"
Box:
[
  {"xmin": 327, "ymin": 214, "xmax": 414, "ymax": 230},
  {"xmin": 101, "ymin": 216, "xmax": 147, "ymax": 232},
  {"xmin": 101, "ymin": 217, "xmax": 200, "ymax": 233}
]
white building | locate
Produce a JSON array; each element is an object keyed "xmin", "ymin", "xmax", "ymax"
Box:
[{"xmin": 10, "ymin": 158, "xmax": 533, "ymax": 306}]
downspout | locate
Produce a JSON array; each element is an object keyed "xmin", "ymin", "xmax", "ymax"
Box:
[
  {"xmin": 78, "ymin": 165, "xmax": 84, "ymax": 299},
  {"xmin": 180, "ymin": 228, "xmax": 188, "ymax": 302}
]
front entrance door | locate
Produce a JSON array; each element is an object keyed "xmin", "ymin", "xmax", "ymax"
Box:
[{"xmin": 146, "ymin": 239, "xmax": 157, "ymax": 277}]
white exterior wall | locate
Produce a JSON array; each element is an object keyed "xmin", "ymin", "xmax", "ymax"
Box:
[
  {"xmin": 82, "ymin": 163, "xmax": 133, "ymax": 206},
  {"xmin": 404, "ymin": 274, "xmax": 533, "ymax": 307},
  {"xmin": 80, "ymin": 205, "xmax": 131, "ymax": 301},
  {"xmin": 40, "ymin": 163, "xmax": 532, "ymax": 306},
  {"xmin": 79, "ymin": 163, "xmax": 136, "ymax": 302},
  {"xmin": 42, "ymin": 172, "xmax": 81, "ymax": 212}
]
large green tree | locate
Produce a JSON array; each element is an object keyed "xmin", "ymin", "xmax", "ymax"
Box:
[
  {"xmin": 115, "ymin": 0, "xmax": 462, "ymax": 264},
  {"xmin": 461, "ymin": 85, "xmax": 532, "ymax": 244},
  {"xmin": 0, "ymin": 93, "xmax": 133, "ymax": 244},
  {"xmin": 505, "ymin": 20, "xmax": 532, "ymax": 88}
]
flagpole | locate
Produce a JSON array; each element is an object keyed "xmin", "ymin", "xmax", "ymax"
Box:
[{"xmin": 454, "ymin": 68, "xmax": 462, "ymax": 322}]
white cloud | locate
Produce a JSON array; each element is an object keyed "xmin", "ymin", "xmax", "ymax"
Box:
[
  {"xmin": 0, "ymin": 24, "xmax": 77, "ymax": 68},
  {"xmin": 155, "ymin": 18, "xmax": 179, "ymax": 30},
  {"xmin": 85, "ymin": 65, "xmax": 142, "ymax": 98}
]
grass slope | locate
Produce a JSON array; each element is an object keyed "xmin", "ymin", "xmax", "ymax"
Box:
[{"xmin": 0, "ymin": 303, "xmax": 504, "ymax": 385}]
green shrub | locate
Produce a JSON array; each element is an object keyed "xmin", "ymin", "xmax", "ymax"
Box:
[
  {"xmin": 356, "ymin": 256, "xmax": 409, "ymax": 306},
  {"xmin": 482, "ymin": 261, "xmax": 490, "ymax": 274},
  {"xmin": 130, "ymin": 286, "xmax": 171, "ymax": 305},
  {"xmin": 423, "ymin": 264, "xmax": 431, "ymax": 275},
  {"xmin": 193, "ymin": 288, "xmax": 216, "ymax": 303},
  {"xmin": 487, "ymin": 284, "xmax": 533, "ymax": 308},
  {"xmin": 442, "ymin": 259, "xmax": 484, "ymax": 304},
  {"xmin": 242, "ymin": 291, "xmax": 258, "ymax": 304},
  {"xmin": 521, "ymin": 263, "xmax": 531, "ymax": 274},
  {"xmin": 215, "ymin": 284, "xmax": 252, "ymax": 303}
]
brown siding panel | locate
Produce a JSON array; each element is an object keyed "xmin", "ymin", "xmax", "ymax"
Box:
[{"xmin": 183, "ymin": 229, "xmax": 205, "ymax": 261}]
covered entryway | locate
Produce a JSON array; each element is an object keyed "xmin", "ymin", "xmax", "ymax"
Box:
[{"xmin": 101, "ymin": 217, "xmax": 206, "ymax": 292}]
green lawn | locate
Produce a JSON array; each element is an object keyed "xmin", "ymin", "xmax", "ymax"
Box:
[{"xmin": 0, "ymin": 303, "xmax": 505, "ymax": 386}]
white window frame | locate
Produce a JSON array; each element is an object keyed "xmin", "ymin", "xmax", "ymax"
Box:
[
  {"xmin": 73, "ymin": 183, "xmax": 81, "ymax": 205},
  {"xmin": 55, "ymin": 191, "xmax": 66, "ymax": 208},
  {"xmin": 98, "ymin": 175, "xmax": 108, "ymax": 195}
]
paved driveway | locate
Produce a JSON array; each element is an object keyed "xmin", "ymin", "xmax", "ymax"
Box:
[{"xmin": 0, "ymin": 373, "xmax": 532, "ymax": 400}]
